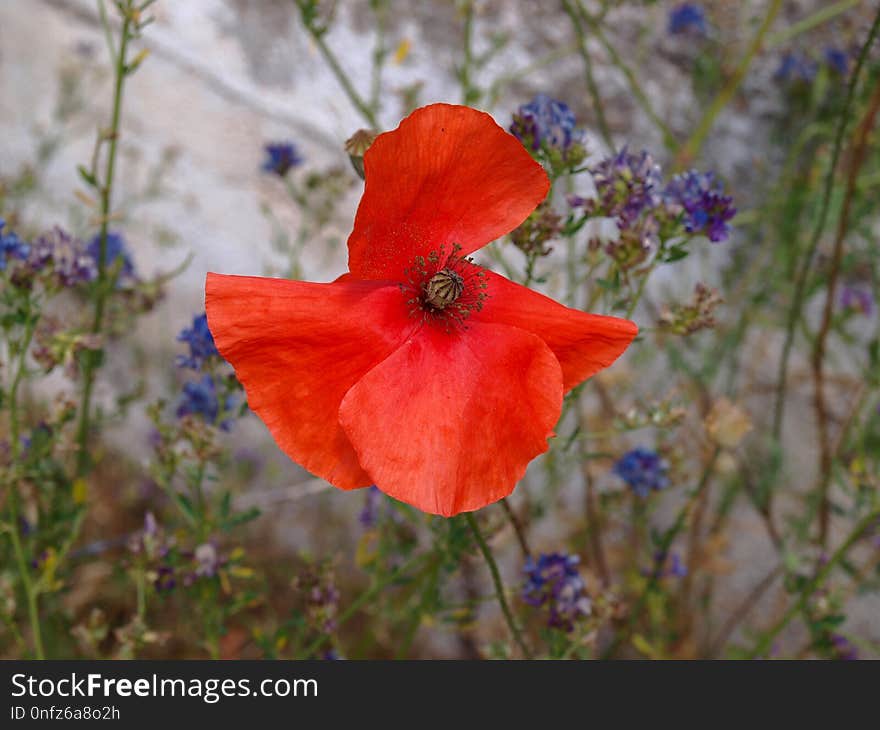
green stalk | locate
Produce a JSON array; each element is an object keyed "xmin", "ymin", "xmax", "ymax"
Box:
[
  {"xmin": 766, "ymin": 0, "xmax": 865, "ymax": 49},
  {"xmin": 74, "ymin": 1, "xmax": 135, "ymax": 478},
  {"xmin": 675, "ymin": 0, "xmax": 784, "ymax": 169},
  {"xmin": 772, "ymin": 8, "xmax": 880, "ymax": 439},
  {"xmin": 562, "ymin": 0, "xmax": 613, "ymax": 149},
  {"xmin": 5, "ymin": 302, "xmax": 44, "ymax": 659},
  {"xmin": 295, "ymin": 0, "xmax": 379, "ymax": 129},
  {"xmin": 575, "ymin": 1, "xmax": 675, "ymax": 150},
  {"xmin": 465, "ymin": 513, "xmax": 533, "ymax": 659}
]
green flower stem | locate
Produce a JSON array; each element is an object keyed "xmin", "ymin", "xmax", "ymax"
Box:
[
  {"xmin": 772, "ymin": 7, "xmax": 880, "ymax": 439},
  {"xmin": 675, "ymin": 0, "xmax": 784, "ymax": 169},
  {"xmin": 500, "ymin": 497, "xmax": 532, "ymax": 559},
  {"xmin": 561, "ymin": 0, "xmax": 613, "ymax": 149},
  {"xmin": 465, "ymin": 512, "xmax": 533, "ymax": 659},
  {"xmin": 602, "ymin": 447, "xmax": 720, "ymax": 659},
  {"xmin": 766, "ymin": 0, "xmax": 864, "ymax": 49},
  {"xmin": 75, "ymin": 1, "xmax": 135, "ymax": 478},
  {"xmin": 295, "ymin": 0, "xmax": 380, "ymax": 129},
  {"xmin": 5, "ymin": 301, "xmax": 44, "ymax": 659},
  {"xmin": 574, "ymin": 1, "xmax": 676, "ymax": 151},
  {"xmin": 459, "ymin": 0, "xmax": 479, "ymax": 105},
  {"xmin": 625, "ymin": 259, "xmax": 658, "ymax": 319},
  {"xmin": 747, "ymin": 507, "xmax": 880, "ymax": 659}
]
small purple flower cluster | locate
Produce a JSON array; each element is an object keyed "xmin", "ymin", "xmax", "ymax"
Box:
[
  {"xmin": 296, "ymin": 567, "xmax": 340, "ymax": 635},
  {"xmin": 613, "ymin": 447, "xmax": 670, "ymax": 497},
  {"xmin": 829, "ymin": 633, "xmax": 858, "ymax": 661},
  {"xmin": 668, "ymin": 3, "xmax": 707, "ymax": 37},
  {"xmin": 571, "ymin": 149, "xmax": 735, "ymax": 253},
  {"xmin": 175, "ymin": 313, "xmax": 238, "ymax": 430},
  {"xmin": 776, "ymin": 47, "xmax": 852, "ymax": 86},
  {"xmin": 664, "ymin": 170, "xmax": 736, "ymax": 243},
  {"xmin": 775, "ymin": 52, "xmax": 817, "ymax": 85},
  {"xmin": 87, "ymin": 232, "xmax": 137, "ymax": 281},
  {"xmin": 177, "ymin": 313, "xmax": 220, "ymax": 369},
  {"xmin": 0, "ymin": 219, "xmax": 30, "ymax": 270},
  {"xmin": 26, "ymin": 227, "xmax": 98, "ymax": 287},
  {"xmin": 262, "ymin": 142, "xmax": 303, "ymax": 177},
  {"xmin": 510, "ymin": 95, "xmax": 588, "ymax": 169},
  {"xmin": 522, "ymin": 553, "xmax": 591, "ymax": 632},
  {"xmin": 586, "ymin": 147, "xmax": 663, "ymax": 232},
  {"xmin": 839, "ymin": 285, "xmax": 874, "ymax": 317},
  {"xmin": 128, "ymin": 512, "xmax": 176, "ymax": 592},
  {"xmin": 2, "ymin": 222, "xmax": 138, "ymax": 289}
]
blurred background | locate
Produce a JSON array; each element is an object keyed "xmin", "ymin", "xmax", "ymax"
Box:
[{"xmin": 1, "ymin": 0, "xmax": 878, "ymax": 659}]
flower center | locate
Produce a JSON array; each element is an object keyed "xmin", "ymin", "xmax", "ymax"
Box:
[
  {"xmin": 400, "ymin": 244, "xmax": 489, "ymax": 332},
  {"xmin": 423, "ymin": 269, "xmax": 464, "ymax": 310}
]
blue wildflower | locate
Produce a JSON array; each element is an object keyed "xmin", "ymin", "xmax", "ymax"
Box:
[
  {"xmin": 522, "ymin": 553, "xmax": 591, "ymax": 632},
  {"xmin": 824, "ymin": 47, "xmax": 849, "ymax": 76},
  {"xmin": 510, "ymin": 94, "xmax": 587, "ymax": 159},
  {"xmin": 0, "ymin": 219, "xmax": 30, "ymax": 271},
  {"xmin": 262, "ymin": 142, "xmax": 303, "ymax": 177},
  {"xmin": 177, "ymin": 313, "xmax": 219, "ymax": 370},
  {"xmin": 177, "ymin": 375, "xmax": 221, "ymax": 423},
  {"xmin": 86, "ymin": 232, "xmax": 136, "ymax": 279},
  {"xmin": 668, "ymin": 3, "xmax": 707, "ymax": 36},
  {"xmin": 664, "ymin": 170, "xmax": 736, "ymax": 243},
  {"xmin": 613, "ymin": 447, "xmax": 670, "ymax": 497},
  {"xmin": 177, "ymin": 374, "xmax": 238, "ymax": 430},
  {"xmin": 775, "ymin": 52, "xmax": 817, "ymax": 85}
]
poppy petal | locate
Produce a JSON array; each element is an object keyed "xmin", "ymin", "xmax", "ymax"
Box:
[
  {"xmin": 347, "ymin": 103, "xmax": 550, "ymax": 281},
  {"xmin": 474, "ymin": 271, "xmax": 638, "ymax": 392},
  {"xmin": 338, "ymin": 322, "xmax": 563, "ymax": 516},
  {"xmin": 205, "ymin": 272, "xmax": 416, "ymax": 489}
]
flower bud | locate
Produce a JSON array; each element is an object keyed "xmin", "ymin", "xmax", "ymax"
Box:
[{"xmin": 345, "ymin": 129, "xmax": 378, "ymax": 180}]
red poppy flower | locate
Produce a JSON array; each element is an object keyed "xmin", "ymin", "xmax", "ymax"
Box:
[{"xmin": 206, "ymin": 103, "xmax": 637, "ymax": 516}]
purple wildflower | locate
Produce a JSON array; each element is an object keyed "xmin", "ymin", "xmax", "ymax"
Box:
[
  {"xmin": 27, "ymin": 227, "xmax": 97, "ymax": 286},
  {"xmin": 664, "ymin": 170, "xmax": 736, "ymax": 243},
  {"xmin": 262, "ymin": 142, "xmax": 303, "ymax": 177},
  {"xmin": 176, "ymin": 374, "xmax": 238, "ymax": 430},
  {"xmin": 510, "ymin": 95, "xmax": 586, "ymax": 159},
  {"xmin": 177, "ymin": 313, "xmax": 219, "ymax": 370},
  {"xmin": 522, "ymin": 553, "xmax": 591, "ymax": 632},
  {"xmin": 86, "ymin": 232, "xmax": 136, "ymax": 279},
  {"xmin": 824, "ymin": 48, "xmax": 849, "ymax": 76},
  {"xmin": 668, "ymin": 3, "xmax": 707, "ymax": 36},
  {"xmin": 614, "ymin": 447, "xmax": 670, "ymax": 497},
  {"xmin": 830, "ymin": 633, "xmax": 858, "ymax": 661},
  {"xmin": 0, "ymin": 219, "xmax": 30, "ymax": 271},
  {"xmin": 839, "ymin": 285, "xmax": 873, "ymax": 316},
  {"xmin": 775, "ymin": 52, "xmax": 817, "ymax": 85},
  {"xmin": 588, "ymin": 147, "xmax": 663, "ymax": 231},
  {"xmin": 177, "ymin": 375, "xmax": 220, "ymax": 423}
]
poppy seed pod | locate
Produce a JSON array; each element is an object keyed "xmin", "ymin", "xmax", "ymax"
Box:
[{"xmin": 344, "ymin": 129, "xmax": 378, "ymax": 180}]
